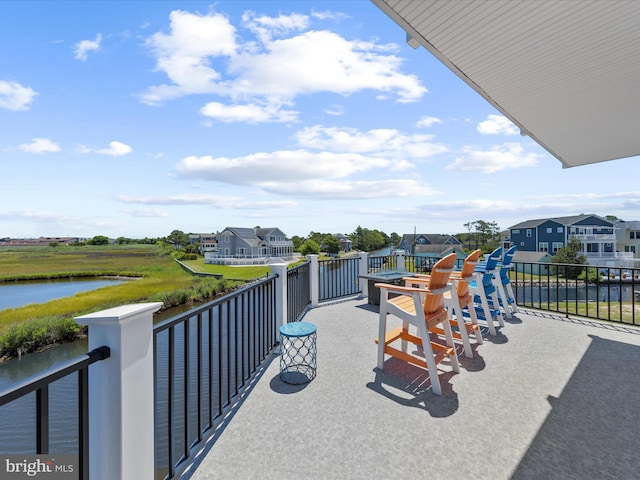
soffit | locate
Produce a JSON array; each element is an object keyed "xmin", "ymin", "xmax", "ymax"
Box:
[{"xmin": 372, "ymin": 0, "xmax": 640, "ymax": 167}]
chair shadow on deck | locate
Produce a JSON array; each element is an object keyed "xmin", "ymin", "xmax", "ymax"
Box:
[
  {"xmin": 366, "ymin": 357, "xmax": 459, "ymax": 418},
  {"xmin": 511, "ymin": 334, "xmax": 640, "ymax": 479}
]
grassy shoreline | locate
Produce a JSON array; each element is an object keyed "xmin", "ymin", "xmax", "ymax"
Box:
[{"xmin": 0, "ymin": 245, "xmax": 244, "ymax": 360}]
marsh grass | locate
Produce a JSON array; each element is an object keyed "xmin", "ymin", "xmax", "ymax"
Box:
[{"xmin": 0, "ymin": 245, "xmax": 244, "ymax": 358}]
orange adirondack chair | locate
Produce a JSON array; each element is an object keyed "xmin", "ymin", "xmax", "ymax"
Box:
[
  {"xmin": 375, "ymin": 253, "xmax": 460, "ymax": 396},
  {"xmin": 404, "ymin": 250, "xmax": 484, "ymax": 359}
]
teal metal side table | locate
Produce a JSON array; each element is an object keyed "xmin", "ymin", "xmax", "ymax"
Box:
[{"xmin": 279, "ymin": 322, "xmax": 317, "ymax": 384}]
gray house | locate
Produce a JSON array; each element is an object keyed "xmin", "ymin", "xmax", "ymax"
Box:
[
  {"xmin": 204, "ymin": 227, "xmax": 293, "ymax": 265},
  {"xmin": 398, "ymin": 233, "xmax": 462, "ymax": 254}
]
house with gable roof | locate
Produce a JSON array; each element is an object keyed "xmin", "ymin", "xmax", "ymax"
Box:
[
  {"xmin": 509, "ymin": 214, "xmax": 633, "ymax": 267},
  {"xmin": 204, "ymin": 227, "xmax": 293, "ymax": 265},
  {"xmin": 398, "ymin": 233, "xmax": 462, "ymax": 255}
]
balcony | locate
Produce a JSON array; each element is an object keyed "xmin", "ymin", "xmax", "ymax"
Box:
[
  {"xmin": 3, "ymin": 254, "xmax": 640, "ymax": 479},
  {"xmin": 184, "ymin": 298, "xmax": 640, "ymax": 479}
]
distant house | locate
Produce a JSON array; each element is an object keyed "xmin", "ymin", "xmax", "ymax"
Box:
[
  {"xmin": 204, "ymin": 227, "xmax": 293, "ymax": 265},
  {"xmin": 613, "ymin": 220, "xmax": 640, "ymax": 260},
  {"xmin": 333, "ymin": 234, "xmax": 352, "ymax": 252},
  {"xmin": 0, "ymin": 236, "xmax": 84, "ymax": 247},
  {"xmin": 189, "ymin": 233, "xmax": 217, "ymax": 253},
  {"xmin": 509, "ymin": 214, "xmax": 632, "ymax": 267},
  {"xmin": 512, "ymin": 251, "xmax": 553, "ymax": 275},
  {"xmin": 398, "ymin": 233, "xmax": 462, "ymax": 254}
]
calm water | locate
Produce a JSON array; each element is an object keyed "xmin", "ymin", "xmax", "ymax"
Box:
[{"xmin": 0, "ymin": 278, "xmax": 127, "ymax": 311}]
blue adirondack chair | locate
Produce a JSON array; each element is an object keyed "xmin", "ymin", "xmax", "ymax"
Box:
[{"xmin": 467, "ymin": 247, "xmax": 505, "ymax": 335}]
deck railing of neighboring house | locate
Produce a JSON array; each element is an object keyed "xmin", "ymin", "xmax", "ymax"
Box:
[
  {"xmin": 0, "ymin": 346, "xmax": 111, "ymax": 480},
  {"xmin": 153, "ymin": 275, "xmax": 278, "ymax": 480},
  {"xmin": 513, "ymin": 262, "xmax": 639, "ymax": 325},
  {"xmin": 287, "ymin": 261, "xmax": 311, "ymax": 322}
]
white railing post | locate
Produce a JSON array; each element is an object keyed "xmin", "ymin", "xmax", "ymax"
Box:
[
  {"xmin": 307, "ymin": 254, "xmax": 319, "ymax": 307},
  {"xmin": 75, "ymin": 302, "xmax": 162, "ymax": 480},
  {"xmin": 270, "ymin": 263, "xmax": 288, "ymax": 328},
  {"xmin": 395, "ymin": 250, "xmax": 406, "ymax": 272},
  {"xmin": 359, "ymin": 252, "xmax": 369, "ymax": 297}
]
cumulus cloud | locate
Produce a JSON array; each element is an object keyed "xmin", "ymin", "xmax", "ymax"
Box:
[
  {"xmin": 140, "ymin": 10, "xmax": 238, "ymax": 104},
  {"xmin": 242, "ymin": 11, "xmax": 308, "ymax": 43},
  {"xmin": 0, "ymin": 80, "xmax": 37, "ymax": 111},
  {"xmin": 446, "ymin": 143, "xmax": 540, "ymax": 173},
  {"xmin": 416, "ymin": 116, "xmax": 442, "ymax": 128},
  {"xmin": 477, "ymin": 114, "xmax": 519, "ymax": 135},
  {"xmin": 140, "ymin": 9, "xmax": 426, "ymax": 122},
  {"xmin": 172, "ymin": 124, "xmax": 447, "ymax": 199},
  {"xmin": 96, "ymin": 141, "xmax": 132, "ymax": 156},
  {"xmin": 74, "ymin": 34, "xmax": 103, "ymax": 61},
  {"xmin": 175, "ymin": 150, "xmax": 390, "ymax": 184},
  {"xmin": 19, "ymin": 138, "xmax": 61, "ymax": 153},
  {"xmin": 294, "ymin": 125, "xmax": 448, "ymax": 159}
]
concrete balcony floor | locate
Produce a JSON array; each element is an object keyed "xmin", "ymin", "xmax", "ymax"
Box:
[{"xmin": 185, "ymin": 298, "xmax": 640, "ymax": 480}]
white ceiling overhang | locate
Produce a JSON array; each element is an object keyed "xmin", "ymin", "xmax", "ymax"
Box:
[{"xmin": 371, "ymin": 0, "xmax": 640, "ymax": 168}]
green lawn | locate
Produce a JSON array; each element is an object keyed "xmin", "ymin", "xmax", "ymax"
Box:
[{"xmin": 182, "ymin": 258, "xmax": 271, "ymax": 280}]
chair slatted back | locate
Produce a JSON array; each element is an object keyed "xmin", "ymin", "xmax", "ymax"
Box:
[
  {"xmin": 457, "ymin": 249, "xmax": 482, "ymax": 298},
  {"xmin": 481, "ymin": 247, "xmax": 503, "ymax": 293},
  {"xmin": 423, "ymin": 253, "xmax": 457, "ymax": 316},
  {"xmin": 500, "ymin": 246, "xmax": 517, "ymax": 283}
]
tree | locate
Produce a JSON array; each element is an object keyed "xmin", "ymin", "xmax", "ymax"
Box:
[
  {"xmin": 389, "ymin": 232, "xmax": 401, "ymax": 248},
  {"xmin": 300, "ymin": 239, "xmax": 320, "ymax": 256},
  {"xmin": 349, "ymin": 226, "xmax": 388, "ymax": 252},
  {"xmin": 291, "ymin": 235, "xmax": 304, "ymax": 251},
  {"xmin": 552, "ymin": 236, "xmax": 587, "ymax": 278},
  {"xmin": 322, "ymin": 235, "xmax": 341, "ymax": 255},
  {"xmin": 166, "ymin": 230, "xmax": 189, "ymax": 249},
  {"xmin": 88, "ymin": 235, "xmax": 109, "ymax": 245}
]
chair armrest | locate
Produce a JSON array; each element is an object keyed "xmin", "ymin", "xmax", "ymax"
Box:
[{"xmin": 374, "ymin": 283, "xmax": 433, "ymax": 295}]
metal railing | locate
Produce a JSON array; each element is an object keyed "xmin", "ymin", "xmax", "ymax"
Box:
[
  {"xmin": 153, "ymin": 275, "xmax": 278, "ymax": 480},
  {"xmin": 287, "ymin": 261, "xmax": 311, "ymax": 322},
  {"xmin": 0, "ymin": 346, "xmax": 111, "ymax": 480},
  {"xmin": 513, "ymin": 262, "xmax": 639, "ymax": 325},
  {"xmin": 319, "ymin": 257, "xmax": 361, "ymax": 301}
]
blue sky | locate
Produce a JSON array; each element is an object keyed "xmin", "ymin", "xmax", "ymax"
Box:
[{"xmin": 1, "ymin": 1, "xmax": 637, "ymax": 240}]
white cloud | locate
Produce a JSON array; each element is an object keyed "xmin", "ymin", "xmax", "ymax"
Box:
[
  {"xmin": 271, "ymin": 178, "xmax": 439, "ymax": 199},
  {"xmin": 323, "ymin": 104, "xmax": 344, "ymax": 116},
  {"xmin": 175, "ymin": 150, "xmax": 390, "ymax": 184},
  {"xmin": 172, "ymin": 124, "xmax": 448, "ymax": 199},
  {"xmin": 122, "ymin": 208, "xmax": 170, "ymax": 218},
  {"xmin": 96, "ymin": 141, "xmax": 132, "ymax": 156},
  {"xmin": 74, "ymin": 33, "xmax": 103, "ymax": 61},
  {"xmin": 446, "ymin": 143, "xmax": 540, "ymax": 173},
  {"xmin": 416, "ymin": 116, "xmax": 442, "ymax": 128},
  {"xmin": 140, "ymin": 9, "xmax": 427, "ymax": 120},
  {"xmin": 116, "ymin": 193, "xmax": 296, "ymax": 209},
  {"xmin": 19, "ymin": 138, "xmax": 61, "ymax": 153},
  {"xmin": 242, "ymin": 11, "xmax": 308, "ymax": 43},
  {"xmin": 0, "ymin": 80, "xmax": 37, "ymax": 111},
  {"xmin": 200, "ymin": 101, "xmax": 297, "ymax": 123},
  {"xmin": 294, "ymin": 125, "xmax": 447, "ymax": 159},
  {"xmin": 140, "ymin": 10, "xmax": 238, "ymax": 104},
  {"xmin": 310, "ymin": 9, "xmax": 349, "ymax": 21},
  {"xmin": 477, "ymin": 114, "xmax": 519, "ymax": 135}
]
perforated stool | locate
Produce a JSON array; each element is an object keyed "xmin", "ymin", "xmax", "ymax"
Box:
[{"xmin": 279, "ymin": 321, "xmax": 317, "ymax": 384}]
